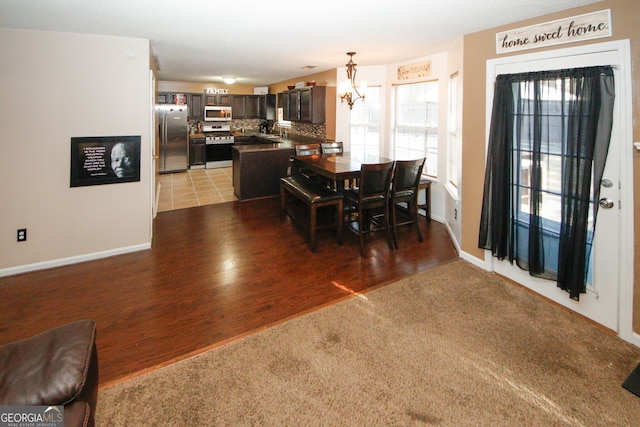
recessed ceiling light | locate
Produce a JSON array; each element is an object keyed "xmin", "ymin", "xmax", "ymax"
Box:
[
  {"xmin": 223, "ymin": 77, "xmax": 236, "ymax": 84},
  {"xmin": 301, "ymin": 65, "xmax": 318, "ymax": 70}
]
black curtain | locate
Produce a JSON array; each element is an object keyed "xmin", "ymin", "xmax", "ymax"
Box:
[{"xmin": 478, "ymin": 66, "xmax": 615, "ymax": 300}]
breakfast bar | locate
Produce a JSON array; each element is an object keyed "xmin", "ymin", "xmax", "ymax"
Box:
[{"xmin": 231, "ymin": 133, "xmax": 330, "ymax": 201}]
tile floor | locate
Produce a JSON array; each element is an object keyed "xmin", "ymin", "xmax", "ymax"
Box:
[{"xmin": 157, "ymin": 167, "xmax": 236, "ymax": 212}]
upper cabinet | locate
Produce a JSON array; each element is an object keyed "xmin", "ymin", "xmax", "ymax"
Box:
[
  {"xmin": 231, "ymin": 96, "xmax": 246, "ymax": 118},
  {"xmin": 244, "ymin": 95, "xmax": 260, "ymax": 119},
  {"xmin": 277, "ymin": 92, "xmax": 289, "ymax": 121},
  {"xmin": 158, "ymin": 92, "xmax": 275, "ymax": 121},
  {"xmin": 158, "ymin": 92, "xmax": 203, "ymax": 121},
  {"xmin": 187, "ymin": 93, "xmax": 204, "ymax": 121},
  {"xmin": 299, "ymin": 87, "xmax": 325, "ymax": 123},
  {"xmin": 205, "ymin": 94, "xmax": 232, "ymax": 106},
  {"xmin": 231, "ymin": 94, "xmax": 275, "ymax": 120},
  {"xmin": 278, "ymin": 87, "xmax": 325, "ymax": 123},
  {"xmin": 157, "ymin": 92, "xmax": 172, "ymax": 104},
  {"xmin": 259, "ymin": 94, "xmax": 276, "ymax": 120},
  {"xmin": 288, "ymin": 90, "xmax": 300, "ymax": 121}
]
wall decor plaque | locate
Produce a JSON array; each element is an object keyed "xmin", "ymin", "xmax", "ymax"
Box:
[
  {"xmin": 496, "ymin": 9, "xmax": 612, "ymax": 54},
  {"xmin": 397, "ymin": 60, "xmax": 432, "ymax": 80}
]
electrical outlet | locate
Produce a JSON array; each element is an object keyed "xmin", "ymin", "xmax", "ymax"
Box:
[{"xmin": 17, "ymin": 228, "xmax": 27, "ymax": 242}]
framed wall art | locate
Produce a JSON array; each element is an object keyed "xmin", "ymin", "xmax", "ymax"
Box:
[{"xmin": 70, "ymin": 135, "xmax": 141, "ymax": 187}]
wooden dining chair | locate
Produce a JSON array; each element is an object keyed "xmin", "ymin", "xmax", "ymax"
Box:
[
  {"xmin": 389, "ymin": 158, "xmax": 425, "ymax": 248},
  {"xmin": 341, "ymin": 161, "xmax": 395, "ymax": 257},
  {"xmin": 320, "ymin": 141, "xmax": 343, "ymax": 154},
  {"xmin": 293, "ymin": 143, "xmax": 320, "ymax": 179},
  {"xmin": 320, "ymin": 141, "xmax": 355, "ymax": 188},
  {"xmin": 295, "ymin": 143, "xmax": 321, "ymax": 156}
]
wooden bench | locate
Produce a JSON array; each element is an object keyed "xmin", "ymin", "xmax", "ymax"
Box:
[{"xmin": 280, "ymin": 176, "xmax": 343, "ymax": 252}]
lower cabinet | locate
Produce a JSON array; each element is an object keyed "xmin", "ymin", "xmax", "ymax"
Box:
[
  {"xmin": 189, "ymin": 136, "xmax": 206, "ymax": 168},
  {"xmin": 232, "ymin": 146, "xmax": 294, "ymax": 200}
]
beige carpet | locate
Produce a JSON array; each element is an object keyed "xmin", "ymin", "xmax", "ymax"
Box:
[{"xmin": 96, "ymin": 260, "xmax": 640, "ymax": 426}]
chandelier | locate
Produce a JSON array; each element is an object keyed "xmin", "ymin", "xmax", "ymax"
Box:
[{"xmin": 338, "ymin": 52, "xmax": 366, "ymax": 109}]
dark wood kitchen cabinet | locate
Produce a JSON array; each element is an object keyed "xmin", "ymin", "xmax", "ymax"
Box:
[
  {"xmin": 244, "ymin": 95, "xmax": 260, "ymax": 118},
  {"xmin": 232, "ymin": 145, "xmax": 295, "ymax": 200},
  {"xmin": 231, "ymin": 95, "xmax": 260, "ymax": 119},
  {"xmin": 157, "ymin": 92, "xmax": 173, "ymax": 104},
  {"xmin": 187, "ymin": 93, "xmax": 204, "ymax": 121},
  {"xmin": 287, "ymin": 90, "xmax": 300, "ymax": 121},
  {"xmin": 218, "ymin": 94, "xmax": 231, "ymax": 106},
  {"xmin": 159, "ymin": 92, "xmax": 204, "ymax": 121},
  {"xmin": 259, "ymin": 94, "xmax": 276, "ymax": 120},
  {"xmin": 189, "ymin": 136, "xmax": 206, "ymax": 168},
  {"xmin": 278, "ymin": 92, "xmax": 289, "ymax": 120},
  {"xmin": 205, "ymin": 94, "xmax": 232, "ymax": 106},
  {"xmin": 231, "ymin": 96, "xmax": 246, "ymax": 119},
  {"xmin": 299, "ymin": 86, "xmax": 325, "ymax": 123},
  {"xmin": 277, "ymin": 88, "xmax": 325, "ymax": 123}
]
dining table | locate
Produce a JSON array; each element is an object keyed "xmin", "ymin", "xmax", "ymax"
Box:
[
  {"xmin": 293, "ymin": 152, "xmax": 432, "ymax": 221},
  {"xmin": 292, "ymin": 153, "xmax": 393, "ymax": 190}
]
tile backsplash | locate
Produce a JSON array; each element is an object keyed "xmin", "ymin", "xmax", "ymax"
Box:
[{"xmin": 230, "ymin": 119, "xmax": 326, "ymax": 139}]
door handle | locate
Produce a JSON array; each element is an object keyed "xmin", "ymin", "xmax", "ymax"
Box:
[{"xmin": 599, "ymin": 198, "xmax": 614, "ymax": 209}]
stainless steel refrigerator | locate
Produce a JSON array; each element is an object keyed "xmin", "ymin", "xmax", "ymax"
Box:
[{"xmin": 156, "ymin": 104, "xmax": 188, "ymax": 173}]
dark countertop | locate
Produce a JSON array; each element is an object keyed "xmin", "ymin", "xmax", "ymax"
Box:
[{"xmin": 233, "ymin": 132, "xmax": 326, "ymax": 153}]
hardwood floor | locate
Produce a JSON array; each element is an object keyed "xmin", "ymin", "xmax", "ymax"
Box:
[{"xmin": 0, "ymin": 197, "xmax": 458, "ymax": 388}]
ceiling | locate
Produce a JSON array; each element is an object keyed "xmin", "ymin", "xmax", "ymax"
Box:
[{"xmin": 0, "ymin": 0, "xmax": 601, "ymax": 86}]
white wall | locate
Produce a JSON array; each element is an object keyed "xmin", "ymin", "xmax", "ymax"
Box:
[
  {"xmin": 444, "ymin": 37, "xmax": 464, "ymax": 251},
  {"xmin": 334, "ymin": 54, "xmax": 452, "ymax": 225},
  {"xmin": 335, "ymin": 65, "xmax": 387, "ymax": 150},
  {"xmin": 0, "ymin": 29, "xmax": 152, "ymax": 275}
]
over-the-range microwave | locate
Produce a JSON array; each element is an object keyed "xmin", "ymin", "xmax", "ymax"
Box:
[{"xmin": 204, "ymin": 105, "xmax": 232, "ymax": 121}]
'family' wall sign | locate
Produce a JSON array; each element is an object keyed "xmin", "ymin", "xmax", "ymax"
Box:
[{"xmin": 496, "ymin": 9, "xmax": 612, "ymax": 55}]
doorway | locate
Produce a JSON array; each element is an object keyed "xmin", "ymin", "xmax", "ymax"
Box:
[{"xmin": 484, "ymin": 40, "xmax": 634, "ymax": 340}]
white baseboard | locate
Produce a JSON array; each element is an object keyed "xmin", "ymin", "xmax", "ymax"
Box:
[
  {"xmin": 440, "ymin": 218, "xmax": 489, "ymax": 272},
  {"xmin": 0, "ymin": 243, "xmax": 151, "ymax": 278},
  {"xmin": 442, "ymin": 218, "xmax": 461, "ymax": 255},
  {"xmin": 628, "ymin": 332, "xmax": 640, "ymax": 348},
  {"xmin": 460, "ymin": 250, "xmax": 491, "ymax": 271}
]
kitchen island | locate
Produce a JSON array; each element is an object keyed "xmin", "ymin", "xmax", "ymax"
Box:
[{"xmin": 232, "ymin": 133, "xmax": 326, "ymax": 201}]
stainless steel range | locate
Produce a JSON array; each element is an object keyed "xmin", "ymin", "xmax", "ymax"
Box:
[{"xmin": 202, "ymin": 123, "xmax": 234, "ymax": 169}]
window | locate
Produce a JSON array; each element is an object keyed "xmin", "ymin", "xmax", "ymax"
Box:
[
  {"xmin": 350, "ymin": 86, "xmax": 381, "ymax": 158},
  {"xmin": 515, "ymin": 79, "xmax": 569, "ymax": 227},
  {"xmin": 392, "ymin": 81, "xmax": 438, "ymax": 176},
  {"xmin": 447, "ymin": 73, "xmax": 460, "ymax": 193}
]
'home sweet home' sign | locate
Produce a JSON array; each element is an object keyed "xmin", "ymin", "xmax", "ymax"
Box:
[{"xmin": 496, "ymin": 9, "xmax": 612, "ymax": 54}]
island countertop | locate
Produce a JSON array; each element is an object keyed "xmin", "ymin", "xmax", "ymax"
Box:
[
  {"xmin": 232, "ymin": 139, "xmax": 296, "ymax": 152},
  {"xmin": 232, "ymin": 133, "xmax": 328, "ymax": 152}
]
